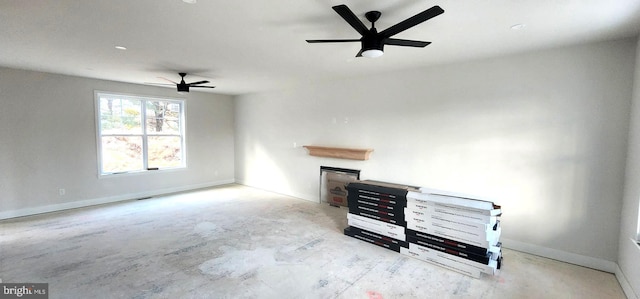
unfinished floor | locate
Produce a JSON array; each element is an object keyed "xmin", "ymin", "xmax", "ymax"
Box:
[{"xmin": 0, "ymin": 184, "xmax": 626, "ymax": 298}]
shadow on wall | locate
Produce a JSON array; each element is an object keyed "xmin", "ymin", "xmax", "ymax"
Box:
[
  {"xmin": 401, "ymin": 94, "xmax": 610, "ymax": 254},
  {"xmin": 242, "ymin": 137, "xmax": 294, "ymax": 196}
]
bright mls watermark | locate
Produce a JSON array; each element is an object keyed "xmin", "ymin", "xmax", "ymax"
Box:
[{"xmin": 0, "ymin": 283, "xmax": 48, "ymax": 299}]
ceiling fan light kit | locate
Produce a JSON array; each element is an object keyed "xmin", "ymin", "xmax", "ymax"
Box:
[
  {"xmin": 361, "ymin": 49, "xmax": 383, "ymax": 58},
  {"xmin": 306, "ymin": 4, "xmax": 444, "ymax": 58},
  {"xmin": 361, "ymin": 36, "xmax": 385, "ymax": 58}
]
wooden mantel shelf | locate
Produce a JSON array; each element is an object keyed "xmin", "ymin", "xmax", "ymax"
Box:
[{"xmin": 303, "ymin": 145, "xmax": 374, "ymax": 161}]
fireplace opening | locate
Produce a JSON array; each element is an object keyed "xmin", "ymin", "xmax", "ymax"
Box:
[{"xmin": 319, "ymin": 166, "xmax": 360, "ymax": 207}]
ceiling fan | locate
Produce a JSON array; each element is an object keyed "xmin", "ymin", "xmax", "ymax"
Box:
[
  {"xmin": 306, "ymin": 4, "xmax": 444, "ymax": 58},
  {"xmin": 152, "ymin": 72, "xmax": 215, "ymax": 94}
]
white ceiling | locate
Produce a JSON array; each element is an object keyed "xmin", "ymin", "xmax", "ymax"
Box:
[{"xmin": 1, "ymin": 0, "xmax": 639, "ymax": 95}]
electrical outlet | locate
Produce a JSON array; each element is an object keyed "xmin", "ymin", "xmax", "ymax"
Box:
[{"xmin": 59, "ymin": 188, "xmax": 66, "ymax": 196}]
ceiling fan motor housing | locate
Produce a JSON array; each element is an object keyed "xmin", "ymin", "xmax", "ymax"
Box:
[
  {"xmin": 362, "ymin": 34, "xmax": 385, "ymax": 52},
  {"xmin": 177, "ymin": 84, "xmax": 189, "ymax": 93}
]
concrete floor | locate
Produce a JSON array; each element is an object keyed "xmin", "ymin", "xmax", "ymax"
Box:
[{"xmin": 0, "ymin": 184, "xmax": 626, "ymax": 298}]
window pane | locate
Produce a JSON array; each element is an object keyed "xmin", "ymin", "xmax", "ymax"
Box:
[
  {"xmin": 146, "ymin": 101, "xmax": 181, "ymax": 134},
  {"xmin": 148, "ymin": 136, "xmax": 183, "ymax": 168},
  {"xmin": 101, "ymin": 136, "xmax": 144, "ymax": 173},
  {"xmin": 96, "ymin": 92, "xmax": 186, "ymax": 175},
  {"xmin": 100, "ymin": 97, "xmax": 142, "ymax": 134}
]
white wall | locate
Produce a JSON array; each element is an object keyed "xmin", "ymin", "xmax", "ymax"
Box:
[
  {"xmin": 0, "ymin": 67, "xmax": 235, "ymax": 219},
  {"xmin": 619, "ymin": 37, "xmax": 640, "ymax": 297},
  {"xmin": 235, "ymin": 39, "xmax": 636, "ymax": 267}
]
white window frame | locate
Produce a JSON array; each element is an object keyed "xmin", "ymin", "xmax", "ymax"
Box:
[{"xmin": 94, "ymin": 91, "xmax": 186, "ymax": 176}]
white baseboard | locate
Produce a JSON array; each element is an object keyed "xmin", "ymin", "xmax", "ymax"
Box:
[
  {"xmin": 234, "ymin": 179, "xmax": 318, "ymax": 203},
  {"xmin": 496, "ymin": 239, "xmax": 639, "ymax": 297},
  {"xmin": 500, "ymin": 238, "xmax": 617, "ymax": 273},
  {"xmin": 285, "ymin": 190, "xmax": 318, "ymax": 203},
  {"xmin": 616, "ymin": 260, "xmax": 638, "ymax": 299},
  {"xmin": 0, "ymin": 179, "xmax": 235, "ymax": 220},
  {"xmin": 615, "ymin": 238, "xmax": 640, "ymax": 299}
]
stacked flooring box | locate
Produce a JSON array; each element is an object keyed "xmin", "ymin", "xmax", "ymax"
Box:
[
  {"xmin": 344, "ymin": 181, "xmax": 413, "ymax": 251},
  {"xmin": 344, "ymin": 181, "xmax": 502, "ymax": 278}
]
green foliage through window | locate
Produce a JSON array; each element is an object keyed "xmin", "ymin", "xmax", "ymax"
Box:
[{"xmin": 96, "ymin": 92, "xmax": 185, "ymax": 174}]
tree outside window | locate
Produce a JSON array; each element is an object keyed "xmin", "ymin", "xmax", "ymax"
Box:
[{"xmin": 96, "ymin": 92, "xmax": 185, "ymax": 175}]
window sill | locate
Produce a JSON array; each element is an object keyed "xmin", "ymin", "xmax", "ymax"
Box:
[{"xmin": 98, "ymin": 167, "xmax": 186, "ymax": 178}]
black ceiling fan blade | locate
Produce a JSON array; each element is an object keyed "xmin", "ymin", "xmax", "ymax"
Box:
[
  {"xmin": 379, "ymin": 6, "xmax": 444, "ymax": 38},
  {"xmin": 145, "ymin": 82, "xmax": 175, "ymax": 86},
  {"xmin": 158, "ymin": 77, "xmax": 178, "ymax": 84},
  {"xmin": 332, "ymin": 4, "xmax": 369, "ymax": 36},
  {"xmin": 191, "ymin": 86, "xmax": 216, "ymax": 88},
  {"xmin": 187, "ymin": 80, "xmax": 209, "ymax": 86},
  {"xmin": 385, "ymin": 38, "xmax": 431, "ymax": 47},
  {"xmin": 306, "ymin": 39, "xmax": 361, "ymax": 43}
]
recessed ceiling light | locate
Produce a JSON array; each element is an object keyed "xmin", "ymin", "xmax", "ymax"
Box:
[
  {"xmin": 115, "ymin": 46, "xmax": 127, "ymax": 50},
  {"xmin": 510, "ymin": 24, "xmax": 526, "ymax": 30},
  {"xmin": 182, "ymin": 0, "xmax": 196, "ymax": 3}
]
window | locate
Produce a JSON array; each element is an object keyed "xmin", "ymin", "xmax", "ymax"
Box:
[{"xmin": 95, "ymin": 92, "xmax": 185, "ymax": 175}]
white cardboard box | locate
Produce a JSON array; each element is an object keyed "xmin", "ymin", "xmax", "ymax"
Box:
[
  {"xmin": 400, "ymin": 247, "xmax": 482, "ymax": 278},
  {"xmin": 407, "ymin": 191, "xmax": 500, "ymax": 215},
  {"xmin": 406, "ymin": 199, "xmax": 498, "ymax": 224},
  {"xmin": 347, "ymin": 213, "xmax": 406, "ymax": 241},
  {"xmin": 405, "ymin": 208, "xmax": 497, "ymax": 237},
  {"xmin": 406, "ymin": 220, "xmax": 501, "ymax": 249},
  {"xmin": 404, "ymin": 243, "xmax": 498, "ymax": 276}
]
